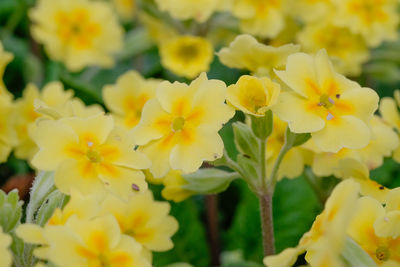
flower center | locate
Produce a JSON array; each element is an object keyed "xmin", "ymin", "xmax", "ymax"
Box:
[
  {"xmin": 172, "ymin": 117, "xmax": 185, "ymax": 132},
  {"xmin": 177, "ymin": 44, "xmax": 198, "ymax": 61},
  {"xmin": 375, "ymin": 246, "xmax": 390, "ymax": 261},
  {"xmin": 318, "ymin": 94, "xmax": 335, "ymax": 109},
  {"xmin": 86, "ymin": 150, "xmax": 102, "ymax": 163}
]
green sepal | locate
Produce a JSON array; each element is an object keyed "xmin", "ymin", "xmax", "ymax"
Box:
[
  {"xmin": 26, "ymin": 171, "xmax": 56, "ymax": 224},
  {"xmin": 250, "ymin": 110, "xmax": 273, "ymax": 140},
  {"xmin": 233, "ymin": 122, "xmax": 259, "ymax": 161},
  {"xmin": 35, "ymin": 190, "xmax": 69, "ymax": 226},
  {"xmin": 236, "ymin": 155, "xmax": 258, "ymax": 182},
  {"xmin": 0, "ymin": 189, "xmax": 23, "ymax": 233},
  {"xmin": 341, "ymin": 237, "xmax": 377, "ymax": 267},
  {"xmin": 285, "ymin": 127, "xmax": 311, "ymax": 147},
  {"xmin": 182, "ymin": 168, "xmax": 240, "ymax": 194}
]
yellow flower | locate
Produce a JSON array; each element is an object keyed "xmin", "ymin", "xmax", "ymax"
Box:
[
  {"xmin": 160, "ymin": 36, "xmax": 214, "ymax": 79},
  {"xmin": 232, "ymin": 0, "xmax": 286, "ymax": 38},
  {"xmin": 347, "ymin": 196, "xmax": 400, "ymax": 266},
  {"xmin": 272, "ymin": 49, "xmax": 379, "ymax": 153},
  {"xmin": 100, "ymin": 190, "xmax": 178, "ymax": 252},
  {"xmin": 132, "ymin": 73, "xmax": 234, "ymax": 178},
  {"xmin": 374, "ymin": 188, "xmax": 400, "ymax": 240},
  {"xmin": 112, "ymin": 0, "xmax": 136, "ymax": 21},
  {"xmin": 264, "ymin": 180, "xmax": 360, "ymax": 267},
  {"xmin": 0, "ymin": 42, "xmax": 13, "ymax": 99},
  {"xmin": 297, "ymin": 21, "xmax": 369, "ymax": 76},
  {"xmin": 217, "ymin": 34, "xmax": 300, "ymax": 77},
  {"xmin": 44, "ymin": 216, "xmax": 150, "ymax": 267},
  {"xmin": 154, "ymin": 0, "xmax": 227, "ymax": 22},
  {"xmin": 227, "ymin": 75, "xmax": 280, "ymax": 116},
  {"xmin": 0, "ymin": 227, "xmax": 12, "ymax": 267},
  {"xmin": 0, "ymin": 95, "xmax": 16, "ymax": 163},
  {"xmin": 288, "ymin": 0, "xmax": 333, "ymax": 22},
  {"xmin": 162, "ymin": 170, "xmax": 194, "ymax": 202},
  {"xmin": 31, "ymin": 114, "xmax": 150, "ymax": 196},
  {"xmin": 266, "ymin": 115, "xmax": 307, "ymax": 180},
  {"xmin": 13, "ymin": 82, "xmax": 74, "ymax": 161},
  {"xmin": 30, "ymin": 0, "xmax": 123, "ymax": 71},
  {"xmin": 379, "ymin": 92, "xmax": 400, "ymax": 163},
  {"xmin": 332, "ymin": 0, "xmax": 399, "ymax": 47},
  {"xmin": 103, "ymin": 71, "xmax": 160, "ymax": 130},
  {"xmin": 307, "ymin": 115, "xmax": 398, "ymax": 177}
]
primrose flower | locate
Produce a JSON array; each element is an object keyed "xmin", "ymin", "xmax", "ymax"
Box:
[
  {"xmin": 0, "ymin": 95, "xmax": 16, "ymax": 163},
  {"xmin": 41, "ymin": 216, "xmax": 150, "ymax": 267},
  {"xmin": 112, "ymin": 0, "xmax": 136, "ymax": 21},
  {"xmin": 30, "ymin": 0, "xmax": 123, "ymax": 71},
  {"xmin": 13, "ymin": 82, "xmax": 74, "ymax": 161},
  {"xmin": 132, "ymin": 73, "xmax": 235, "ymax": 178},
  {"xmin": 154, "ymin": 0, "xmax": 228, "ymax": 22},
  {"xmin": 0, "ymin": 42, "xmax": 13, "ymax": 99},
  {"xmin": 0, "ymin": 227, "xmax": 12, "ymax": 267},
  {"xmin": 103, "ymin": 71, "xmax": 160, "ymax": 130},
  {"xmin": 100, "ymin": 190, "xmax": 178, "ymax": 252},
  {"xmin": 307, "ymin": 115, "xmax": 398, "ymax": 177},
  {"xmin": 160, "ymin": 36, "xmax": 214, "ymax": 79},
  {"xmin": 272, "ymin": 49, "xmax": 379, "ymax": 153},
  {"xmin": 31, "ymin": 114, "xmax": 150, "ymax": 196},
  {"xmin": 217, "ymin": 34, "xmax": 300, "ymax": 77},
  {"xmin": 231, "ymin": 0, "xmax": 286, "ymax": 38},
  {"xmin": 264, "ymin": 180, "xmax": 360, "ymax": 267},
  {"xmin": 297, "ymin": 21, "xmax": 369, "ymax": 76},
  {"xmin": 266, "ymin": 115, "xmax": 308, "ymax": 180},
  {"xmin": 379, "ymin": 91, "xmax": 400, "ymax": 163},
  {"xmin": 347, "ymin": 196, "xmax": 400, "ymax": 266},
  {"xmin": 227, "ymin": 75, "xmax": 280, "ymax": 117},
  {"xmin": 332, "ymin": 0, "xmax": 398, "ymax": 47}
]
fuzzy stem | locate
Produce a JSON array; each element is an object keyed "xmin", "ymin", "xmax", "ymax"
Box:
[{"xmin": 259, "ymin": 192, "xmax": 275, "ymax": 256}]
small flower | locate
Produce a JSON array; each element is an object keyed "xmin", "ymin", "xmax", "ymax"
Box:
[
  {"xmin": 30, "ymin": 0, "xmax": 123, "ymax": 71},
  {"xmin": 227, "ymin": 75, "xmax": 280, "ymax": 116},
  {"xmin": 0, "ymin": 226, "xmax": 12, "ymax": 267},
  {"xmin": 161, "ymin": 170, "xmax": 194, "ymax": 202},
  {"xmin": 332, "ymin": 0, "xmax": 399, "ymax": 47},
  {"xmin": 272, "ymin": 49, "xmax": 379, "ymax": 152},
  {"xmin": 31, "ymin": 114, "xmax": 150, "ymax": 196},
  {"xmin": 103, "ymin": 71, "xmax": 160, "ymax": 130},
  {"xmin": 100, "ymin": 190, "xmax": 178, "ymax": 252},
  {"xmin": 289, "ymin": 0, "xmax": 334, "ymax": 22},
  {"xmin": 231, "ymin": 0, "xmax": 286, "ymax": 38},
  {"xmin": 160, "ymin": 36, "xmax": 214, "ymax": 79},
  {"xmin": 217, "ymin": 34, "xmax": 300, "ymax": 77},
  {"xmin": 297, "ymin": 21, "xmax": 369, "ymax": 76},
  {"xmin": 44, "ymin": 216, "xmax": 151, "ymax": 267},
  {"xmin": 132, "ymin": 73, "xmax": 234, "ymax": 177}
]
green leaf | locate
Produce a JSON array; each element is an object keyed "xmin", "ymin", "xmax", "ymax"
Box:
[
  {"xmin": 341, "ymin": 237, "xmax": 377, "ymax": 267},
  {"xmin": 233, "ymin": 122, "xmax": 259, "ymax": 161},
  {"xmin": 250, "ymin": 110, "xmax": 273, "ymax": 140},
  {"xmin": 182, "ymin": 169, "xmax": 240, "ymax": 194},
  {"xmin": 236, "ymin": 154, "xmax": 258, "ymax": 183},
  {"xmin": 164, "ymin": 263, "xmax": 194, "ymax": 267},
  {"xmin": 26, "ymin": 171, "xmax": 56, "ymax": 224}
]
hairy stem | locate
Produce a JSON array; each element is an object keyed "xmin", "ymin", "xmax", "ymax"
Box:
[{"xmin": 259, "ymin": 192, "xmax": 275, "ymax": 256}]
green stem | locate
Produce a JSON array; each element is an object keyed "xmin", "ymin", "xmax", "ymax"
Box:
[
  {"xmin": 269, "ymin": 141, "xmax": 291, "ymax": 187},
  {"xmin": 304, "ymin": 168, "xmax": 326, "ymax": 206},
  {"xmin": 1, "ymin": 0, "xmax": 24, "ymax": 39},
  {"xmin": 259, "ymin": 138, "xmax": 267, "ymax": 190},
  {"xmin": 224, "ymin": 153, "xmax": 258, "ymax": 193}
]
